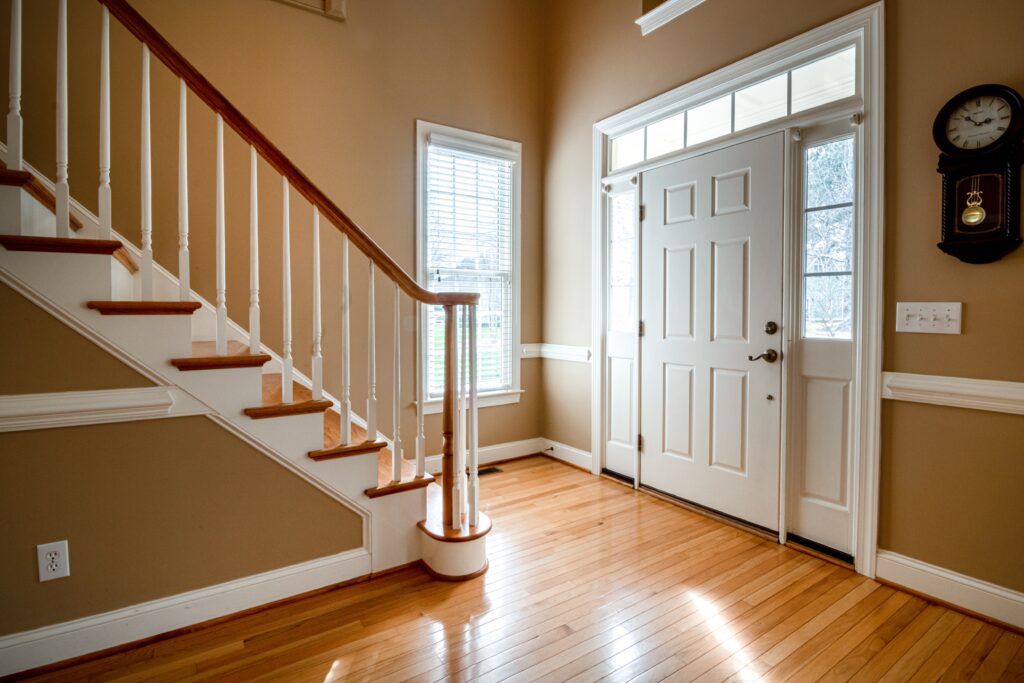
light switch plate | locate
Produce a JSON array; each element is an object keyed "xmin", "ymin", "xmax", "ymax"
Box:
[{"xmin": 895, "ymin": 302, "xmax": 962, "ymax": 334}]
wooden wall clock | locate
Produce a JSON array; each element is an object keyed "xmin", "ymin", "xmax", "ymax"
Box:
[{"xmin": 932, "ymin": 84, "xmax": 1024, "ymax": 264}]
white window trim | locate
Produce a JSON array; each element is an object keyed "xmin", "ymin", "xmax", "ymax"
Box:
[
  {"xmin": 415, "ymin": 120, "xmax": 523, "ymax": 416},
  {"xmin": 591, "ymin": 3, "xmax": 884, "ymax": 578}
]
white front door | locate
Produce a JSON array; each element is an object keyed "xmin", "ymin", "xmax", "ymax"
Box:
[{"xmin": 639, "ymin": 133, "xmax": 784, "ymax": 531}]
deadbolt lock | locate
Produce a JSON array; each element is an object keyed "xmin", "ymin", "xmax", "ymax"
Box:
[{"xmin": 764, "ymin": 321, "xmax": 779, "ymax": 335}]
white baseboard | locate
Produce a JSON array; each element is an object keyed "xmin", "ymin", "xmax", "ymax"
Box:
[
  {"xmin": 425, "ymin": 437, "xmax": 547, "ymax": 473},
  {"xmin": 521, "ymin": 343, "xmax": 592, "ymax": 363},
  {"xmin": 875, "ymin": 550, "xmax": 1024, "ymax": 629},
  {"xmin": 0, "ymin": 548, "xmax": 370, "ymax": 677},
  {"xmin": 423, "ymin": 436, "xmax": 593, "ymax": 474},
  {"xmin": 542, "ymin": 438, "xmax": 593, "ymax": 471}
]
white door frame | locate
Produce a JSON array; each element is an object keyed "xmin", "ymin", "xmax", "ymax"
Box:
[{"xmin": 590, "ymin": 3, "xmax": 884, "ymax": 577}]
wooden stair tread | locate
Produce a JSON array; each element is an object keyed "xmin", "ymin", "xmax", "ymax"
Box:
[
  {"xmin": 365, "ymin": 453, "xmax": 435, "ymax": 498},
  {"xmin": 0, "ymin": 234, "xmax": 122, "ymax": 255},
  {"xmin": 417, "ymin": 482, "xmax": 492, "ymax": 541},
  {"xmin": 242, "ymin": 373, "xmax": 332, "ymax": 419},
  {"xmin": 0, "ymin": 230, "xmax": 137, "ymax": 273},
  {"xmin": 0, "ymin": 163, "xmax": 139, "ymax": 274},
  {"xmin": 171, "ymin": 340, "xmax": 272, "ymax": 371},
  {"xmin": 307, "ymin": 410, "xmax": 386, "ymax": 460},
  {"xmin": 86, "ymin": 301, "xmax": 202, "ymax": 315}
]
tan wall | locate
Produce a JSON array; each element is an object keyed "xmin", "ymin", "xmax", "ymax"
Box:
[
  {"xmin": 2, "ymin": 0, "xmax": 546, "ymax": 451},
  {"xmin": 0, "ymin": 417, "xmax": 363, "ymax": 635},
  {"xmin": 641, "ymin": 0, "xmax": 669, "ymax": 14},
  {"xmin": 542, "ymin": 0, "xmax": 1024, "ymax": 588},
  {"xmin": 0, "ymin": 283, "xmax": 152, "ymax": 393},
  {"xmin": 879, "ymin": 402, "xmax": 1024, "ymax": 593}
]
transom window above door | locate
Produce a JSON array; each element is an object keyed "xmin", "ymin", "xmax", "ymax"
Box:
[{"xmin": 609, "ymin": 45, "xmax": 857, "ymax": 171}]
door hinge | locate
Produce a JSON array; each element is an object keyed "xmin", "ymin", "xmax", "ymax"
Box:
[
  {"xmin": 637, "ymin": 434, "xmax": 644, "ymax": 451},
  {"xmin": 638, "ymin": 320, "xmax": 645, "ymax": 337},
  {"xmin": 639, "ymin": 204, "xmax": 646, "ymax": 222}
]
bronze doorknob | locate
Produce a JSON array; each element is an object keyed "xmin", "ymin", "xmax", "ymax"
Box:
[{"xmin": 748, "ymin": 349, "xmax": 779, "ymax": 363}]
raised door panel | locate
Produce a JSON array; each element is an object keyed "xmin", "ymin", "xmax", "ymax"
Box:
[
  {"xmin": 662, "ymin": 363, "xmax": 694, "ymax": 459},
  {"xmin": 710, "ymin": 368, "xmax": 748, "ymax": 474}
]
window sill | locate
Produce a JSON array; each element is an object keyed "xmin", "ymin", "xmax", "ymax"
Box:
[{"xmin": 422, "ymin": 390, "xmax": 523, "ymax": 415}]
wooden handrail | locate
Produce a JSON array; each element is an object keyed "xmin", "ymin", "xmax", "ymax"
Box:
[{"xmin": 98, "ymin": 0, "xmax": 478, "ymax": 307}]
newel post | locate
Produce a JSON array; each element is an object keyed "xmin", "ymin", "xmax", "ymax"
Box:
[{"xmin": 441, "ymin": 303, "xmax": 456, "ymax": 530}]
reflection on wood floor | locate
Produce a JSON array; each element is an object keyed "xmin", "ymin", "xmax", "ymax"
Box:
[{"xmin": 23, "ymin": 455, "xmax": 1024, "ymax": 681}]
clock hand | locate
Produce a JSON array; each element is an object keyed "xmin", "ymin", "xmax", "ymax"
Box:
[{"xmin": 962, "ymin": 115, "xmax": 979, "ymax": 125}]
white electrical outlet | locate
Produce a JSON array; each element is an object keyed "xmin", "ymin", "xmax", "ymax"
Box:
[
  {"xmin": 37, "ymin": 540, "xmax": 70, "ymax": 581},
  {"xmin": 895, "ymin": 302, "xmax": 962, "ymax": 334}
]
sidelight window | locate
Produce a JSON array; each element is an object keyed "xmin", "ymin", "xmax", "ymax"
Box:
[{"xmin": 802, "ymin": 135, "xmax": 855, "ymax": 339}]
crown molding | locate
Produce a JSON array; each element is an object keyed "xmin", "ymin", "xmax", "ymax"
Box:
[{"xmin": 635, "ymin": 0, "xmax": 708, "ymax": 36}]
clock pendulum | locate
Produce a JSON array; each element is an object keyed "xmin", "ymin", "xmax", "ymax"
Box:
[{"xmin": 961, "ymin": 174, "xmax": 986, "ymax": 226}]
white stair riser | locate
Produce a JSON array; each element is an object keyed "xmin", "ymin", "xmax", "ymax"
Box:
[
  {"xmin": 94, "ymin": 316, "xmax": 193, "ymax": 366},
  {"xmin": 243, "ymin": 411, "xmax": 324, "ymax": 459},
  {"xmin": 172, "ymin": 366, "xmax": 262, "ymax": 415},
  {"xmin": 0, "ymin": 249, "xmax": 114, "ymax": 303},
  {"xmin": 0, "ymin": 186, "xmax": 54, "ymax": 236}
]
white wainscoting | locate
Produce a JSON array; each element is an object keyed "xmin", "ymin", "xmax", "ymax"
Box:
[
  {"xmin": 0, "ymin": 548, "xmax": 371, "ymax": 677},
  {"xmin": 0, "ymin": 386, "xmax": 209, "ymax": 432},
  {"xmin": 876, "ymin": 551, "xmax": 1024, "ymax": 630},
  {"xmin": 522, "ymin": 343, "xmax": 592, "ymax": 363},
  {"xmin": 425, "ymin": 436, "xmax": 592, "ymax": 474},
  {"xmin": 881, "ymin": 371, "xmax": 1024, "ymax": 416}
]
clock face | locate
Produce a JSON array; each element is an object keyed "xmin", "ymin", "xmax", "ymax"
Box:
[{"xmin": 946, "ymin": 96, "xmax": 1012, "ymax": 150}]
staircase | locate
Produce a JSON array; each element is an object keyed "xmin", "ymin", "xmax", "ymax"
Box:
[{"xmin": 1, "ymin": 0, "xmax": 490, "ymax": 584}]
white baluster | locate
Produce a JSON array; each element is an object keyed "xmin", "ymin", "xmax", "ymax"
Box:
[
  {"xmin": 140, "ymin": 45, "xmax": 153, "ymax": 299},
  {"xmin": 248, "ymin": 146, "xmax": 260, "ymax": 351},
  {"xmin": 281, "ymin": 177, "xmax": 293, "ymax": 403},
  {"xmin": 342, "ymin": 235, "xmax": 354, "ymax": 448},
  {"xmin": 366, "ymin": 262, "xmax": 377, "ymax": 438},
  {"xmin": 461, "ymin": 305, "xmax": 470, "ymax": 521},
  {"xmin": 177, "ymin": 80, "xmax": 190, "ymax": 301},
  {"xmin": 469, "ymin": 304, "xmax": 479, "ymax": 526},
  {"xmin": 415, "ymin": 301, "xmax": 426, "ymax": 478},
  {"xmin": 98, "ymin": 5, "xmax": 111, "ymax": 240},
  {"xmin": 451, "ymin": 306, "xmax": 464, "ymax": 529},
  {"xmin": 339, "ymin": 235, "xmax": 352, "ymax": 446},
  {"xmin": 392, "ymin": 283, "xmax": 402, "ymax": 482},
  {"xmin": 55, "ymin": 0, "xmax": 69, "ymax": 237},
  {"xmin": 215, "ymin": 115, "xmax": 227, "ymax": 355},
  {"xmin": 311, "ymin": 208, "xmax": 323, "ymax": 400},
  {"xmin": 6, "ymin": 0, "xmax": 21, "ymax": 171}
]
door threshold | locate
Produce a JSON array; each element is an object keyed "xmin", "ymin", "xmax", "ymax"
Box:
[
  {"xmin": 639, "ymin": 485, "xmax": 777, "ymax": 542},
  {"xmin": 600, "ymin": 468, "xmax": 635, "ymax": 487},
  {"xmin": 785, "ymin": 534, "xmax": 854, "ymax": 568}
]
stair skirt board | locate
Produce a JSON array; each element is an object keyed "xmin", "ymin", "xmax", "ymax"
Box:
[{"xmin": 0, "ymin": 548, "xmax": 371, "ymax": 678}]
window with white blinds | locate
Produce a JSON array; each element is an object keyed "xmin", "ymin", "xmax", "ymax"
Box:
[{"xmin": 417, "ymin": 122, "xmax": 521, "ymax": 406}]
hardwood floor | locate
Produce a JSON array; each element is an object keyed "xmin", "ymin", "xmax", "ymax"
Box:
[{"xmin": 20, "ymin": 456, "xmax": 1023, "ymax": 682}]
